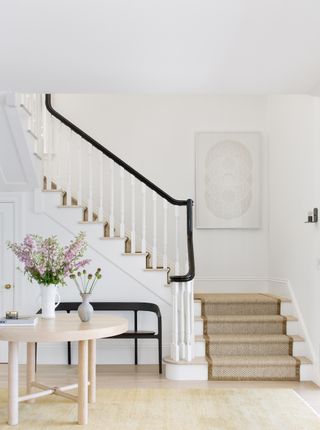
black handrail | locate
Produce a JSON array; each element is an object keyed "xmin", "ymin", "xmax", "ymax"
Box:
[{"xmin": 45, "ymin": 94, "xmax": 195, "ymax": 283}]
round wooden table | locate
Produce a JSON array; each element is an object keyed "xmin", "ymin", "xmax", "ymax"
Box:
[{"xmin": 0, "ymin": 313, "xmax": 128, "ymax": 426}]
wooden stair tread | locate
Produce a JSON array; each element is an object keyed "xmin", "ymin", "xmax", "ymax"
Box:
[
  {"xmin": 205, "ymin": 334, "xmax": 294, "ymax": 343},
  {"xmin": 205, "ymin": 315, "xmax": 288, "ymax": 322},
  {"xmin": 58, "ymin": 205, "xmax": 83, "ymax": 208},
  {"xmin": 208, "ymin": 355, "xmax": 299, "ymax": 366},
  {"xmin": 296, "ymin": 356, "xmax": 312, "ymax": 364},
  {"xmin": 100, "ymin": 237, "xmax": 126, "ymax": 240},
  {"xmin": 144, "ymin": 268, "xmax": 169, "ymax": 272},
  {"xmin": 79, "ymin": 221, "xmax": 105, "ymax": 225},
  {"xmin": 122, "ymin": 253, "xmax": 148, "ymax": 256},
  {"xmin": 195, "ymin": 293, "xmax": 279, "ymax": 304}
]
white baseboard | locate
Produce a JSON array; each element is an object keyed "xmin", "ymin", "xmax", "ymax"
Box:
[
  {"xmin": 165, "ymin": 361, "xmax": 208, "ymax": 380},
  {"xmin": 34, "ymin": 341, "xmax": 169, "ymax": 365},
  {"xmin": 268, "ymin": 277, "xmax": 315, "ymax": 383}
]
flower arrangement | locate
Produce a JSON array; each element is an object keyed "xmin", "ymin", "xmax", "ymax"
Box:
[
  {"xmin": 7, "ymin": 232, "xmax": 90, "ymax": 286},
  {"xmin": 70, "ymin": 268, "xmax": 102, "ymax": 295}
]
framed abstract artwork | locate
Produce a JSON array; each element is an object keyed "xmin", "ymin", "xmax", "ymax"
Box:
[{"xmin": 195, "ymin": 132, "xmax": 262, "ymax": 229}]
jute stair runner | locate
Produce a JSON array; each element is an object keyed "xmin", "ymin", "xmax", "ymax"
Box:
[{"xmin": 195, "ymin": 293, "xmax": 301, "ymax": 381}]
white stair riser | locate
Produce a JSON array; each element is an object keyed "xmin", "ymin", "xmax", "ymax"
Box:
[
  {"xmin": 195, "ymin": 319, "xmax": 204, "ymax": 336},
  {"xmin": 286, "ymin": 320, "xmax": 298, "ymax": 335},
  {"xmin": 300, "ymin": 363, "xmax": 314, "ymax": 381},
  {"xmin": 194, "ymin": 339, "xmax": 206, "ymax": 357},
  {"xmin": 55, "ymin": 207, "xmax": 84, "ymax": 220},
  {"xmin": 194, "ymin": 301, "xmax": 201, "ymax": 317},
  {"xmin": 165, "ymin": 363, "xmax": 208, "ymax": 380},
  {"xmin": 292, "ymin": 341, "xmax": 307, "ymax": 356},
  {"xmin": 42, "ymin": 191, "xmax": 62, "ymax": 207},
  {"xmin": 43, "ymin": 194, "xmax": 170, "ymax": 300},
  {"xmin": 280, "ymin": 302, "xmax": 293, "ymax": 315}
]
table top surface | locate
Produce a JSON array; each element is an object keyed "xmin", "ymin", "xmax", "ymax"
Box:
[{"xmin": 0, "ymin": 314, "xmax": 128, "ymax": 342}]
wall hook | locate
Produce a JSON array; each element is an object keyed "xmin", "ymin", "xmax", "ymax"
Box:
[{"xmin": 305, "ymin": 208, "xmax": 318, "ymax": 223}]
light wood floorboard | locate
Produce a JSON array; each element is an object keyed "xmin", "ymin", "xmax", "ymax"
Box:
[{"xmin": 0, "ymin": 364, "xmax": 320, "ymax": 416}]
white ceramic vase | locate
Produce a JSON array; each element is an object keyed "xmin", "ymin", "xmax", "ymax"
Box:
[
  {"xmin": 38, "ymin": 284, "xmax": 61, "ymax": 319},
  {"xmin": 78, "ymin": 293, "xmax": 93, "ymax": 322}
]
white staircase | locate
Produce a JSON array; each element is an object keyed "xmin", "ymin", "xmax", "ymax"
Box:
[
  {"xmin": 3, "ymin": 93, "xmax": 314, "ymax": 382},
  {"xmin": 7, "ymin": 93, "xmax": 198, "ymax": 379}
]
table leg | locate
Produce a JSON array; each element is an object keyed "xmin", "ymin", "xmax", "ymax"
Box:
[
  {"xmin": 78, "ymin": 340, "xmax": 88, "ymax": 425},
  {"xmin": 88, "ymin": 339, "xmax": 96, "ymax": 403},
  {"xmin": 8, "ymin": 341, "xmax": 19, "ymax": 426},
  {"xmin": 26, "ymin": 342, "xmax": 36, "ymax": 403}
]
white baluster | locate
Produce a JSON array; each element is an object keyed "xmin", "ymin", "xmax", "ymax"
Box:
[
  {"xmin": 29, "ymin": 94, "xmax": 32, "ymax": 113},
  {"xmin": 40, "ymin": 95, "xmax": 45, "ymax": 155},
  {"xmin": 185, "ymin": 241, "xmax": 189, "ymax": 273},
  {"xmin": 87, "ymin": 145, "xmax": 93, "ymax": 222},
  {"xmin": 31, "ymin": 94, "xmax": 35, "ymax": 116},
  {"xmin": 163, "ymin": 200, "xmax": 168, "ymax": 269},
  {"xmin": 171, "ymin": 283, "xmax": 180, "ymax": 361},
  {"xmin": 152, "ymin": 191, "xmax": 157, "ymax": 269},
  {"xmin": 130, "ymin": 175, "xmax": 136, "ymax": 253},
  {"xmin": 45, "ymin": 113, "xmax": 52, "ymax": 190},
  {"xmin": 179, "ymin": 283, "xmax": 186, "ymax": 359},
  {"xmin": 77, "ymin": 136, "xmax": 83, "ymax": 205},
  {"xmin": 175, "ymin": 206, "xmax": 180, "ymax": 275},
  {"xmin": 109, "ymin": 159, "xmax": 114, "ymax": 236},
  {"xmin": 185, "ymin": 280, "xmax": 194, "ymax": 361},
  {"xmin": 38, "ymin": 94, "xmax": 45, "ymax": 158},
  {"xmin": 41, "ymin": 106, "xmax": 47, "ymax": 188},
  {"xmin": 26, "ymin": 94, "xmax": 31, "ymax": 112},
  {"xmin": 32, "ymin": 94, "xmax": 37, "ymax": 140},
  {"xmin": 98, "ymin": 153, "xmax": 104, "ymax": 222},
  {"xmin": 141, "ymin": 183, "xmax": 146, "ymax": 253},
  {"xmin": 120, "ymin": 167, "xmax": 125, "ymax": 238},
  {"xmin": 31, "ymin": 95, "xmax": 37, "ymax": 153},
  {"xmin": 20, "ymin": 93, "xmax": 25, "ymax": 108},
  {"xmin": 190, "ymin": 279, "xmax": 195, "ymax": 359},
  {"xmin": 66, "ymin": 130, "xmax": 72, "ymax": 206},
  {"xmin": 54, "ymin": 120, "xmax": 61, "ymax": 191},
  {"xmin": 35, "ymin": 94, "xmax": 41, "ymax": 143}
]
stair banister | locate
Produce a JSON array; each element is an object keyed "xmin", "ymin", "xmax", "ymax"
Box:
[
  {"xmin": 44, "ymin": 94, "xmax": 195, "ymax": 284},
  {"xmin": 30, "ymin": 93, "xmax": 196, "ymax": 362}
]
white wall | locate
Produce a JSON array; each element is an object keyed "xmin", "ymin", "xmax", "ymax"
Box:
[
  {"xmin": 4, "ymin": 93, "xmax": 320, "ymax": 373},
  {"xmin": 0, "ymin": 191, "xmax": 171, "ymax": 365},
  {"xmin": 53, "ymin": 93, "xmax": 320, "ymax": 372},
  {"xmin": 0, "ymin": 94, "xmax": 39, "ymax": 191},
  {"xmin": 267, "ymin": 95, "xmax": 320, "ymax": 376},
  {"xmin": 54, "ymin": 94, "xmax": 269, "ymax": 291}
]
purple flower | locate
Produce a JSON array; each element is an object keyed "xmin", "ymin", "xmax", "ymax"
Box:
[{"xmin": 7, "ymin": 232, "xmax": 90, "ymax": 286}]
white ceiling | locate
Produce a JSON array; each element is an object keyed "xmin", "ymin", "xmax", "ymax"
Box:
[{"xmin": 1, "ymin": 0, "xmax": 320, "ymax": 94}]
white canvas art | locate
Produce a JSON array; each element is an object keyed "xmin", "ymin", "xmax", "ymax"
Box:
[{"xmin": 195, "ymin": 132, "xmax": 261, "ymax": 229}]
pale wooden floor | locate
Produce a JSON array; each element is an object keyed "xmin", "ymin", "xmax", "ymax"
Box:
[{"xmin": 1, "ymin": 364, "xmax": 320, "ymax": 415}]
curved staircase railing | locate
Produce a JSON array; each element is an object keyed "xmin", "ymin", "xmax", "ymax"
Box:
[{"xmin": 18, "ymin": 93, "xmax": 195, "ymax": 362}]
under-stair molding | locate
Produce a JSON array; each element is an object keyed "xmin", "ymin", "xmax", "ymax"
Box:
[{"xmin": 14, "ymin": 93, "xmax": 196, "ymax": 377}]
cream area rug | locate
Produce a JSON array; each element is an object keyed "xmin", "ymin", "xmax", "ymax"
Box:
[{"xmin": 0, "ymin": 388, "xmax": 320, "ymax": 430}]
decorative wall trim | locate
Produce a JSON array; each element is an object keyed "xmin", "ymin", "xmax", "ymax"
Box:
[
  {"xmin": 3, "ymin": 102, "xmax": 39, "ymax": 190},
  {"xmin": 43, "ymin": 210, "xmax": 172, "ymax": 306},
  {"xmin": 269, "ymin": 277, "xmax": 316, "ymax": 364},
  {"xmin": 0, "ymin": 193, "xmax": 26, "ymax": 310}
]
